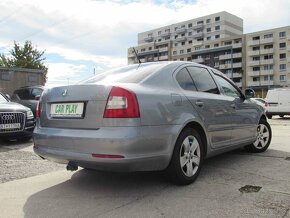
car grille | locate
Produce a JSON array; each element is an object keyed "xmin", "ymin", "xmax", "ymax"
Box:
[{"xmin": 0, "ymin": 112, "xmax": 25, "ymax": 133}]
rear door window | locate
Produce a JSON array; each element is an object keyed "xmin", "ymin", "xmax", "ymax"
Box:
[
  {"xmin": 176, "ymin": 68, "xmax": 197, "ymax": 91},
  {"xmin": 186, "ymin": 67, "xmax": 219, "ymax": 94}
]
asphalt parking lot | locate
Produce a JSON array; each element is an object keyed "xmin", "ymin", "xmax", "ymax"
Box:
[{"xmin": 0, "ymin": 117, "xmax": 289, "ymax": 218}]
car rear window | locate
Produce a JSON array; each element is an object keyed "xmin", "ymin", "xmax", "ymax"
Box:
[{"xmin": 81, "ymin": 63, "xmax": 167, "ymax": 84}]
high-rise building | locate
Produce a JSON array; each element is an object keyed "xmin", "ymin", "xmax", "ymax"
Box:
[{"xmin": 128, "ymin": 11, "xmax": 290, "ymax": 97}]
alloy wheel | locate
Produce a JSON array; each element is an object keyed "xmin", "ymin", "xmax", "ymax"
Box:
[
  {"xmin": 180, "ymin": 135, "xmax": 200, "ymax": 177},
  {"xmin": 253, "ymin": 124, "xmax": 270, "ymax": 149}
]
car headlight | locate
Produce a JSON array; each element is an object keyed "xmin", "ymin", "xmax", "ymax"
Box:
[{"xmin": 26, "ymin": 110, "xmax": 34, "ymax": 119}]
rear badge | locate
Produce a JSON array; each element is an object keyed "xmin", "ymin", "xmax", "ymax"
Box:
[{"xmin": 62, "ymin": 89, "xmax": 68, "ymax": 96}]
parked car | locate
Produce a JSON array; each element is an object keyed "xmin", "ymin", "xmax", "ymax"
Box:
[
  {"xmin": 11, "ymin": 86, "xmax": 44, "ymax": 116},
  {"xmin": 33, "ymin": 62, "xmax": 272, "ymax": 185},
  {"xmin": 0, "ymin": 92, "xmax": 35, "ymax": 141},
  {"xmin": 250, "ymin": 98, "xmax": 268, "ymax": 110},
  {"xmin": 265, "ymin": 88, "xmax": 290, "ymax": 118}
]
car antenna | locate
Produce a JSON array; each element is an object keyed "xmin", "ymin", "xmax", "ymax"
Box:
[{"xmin": 132, "ymin": 47, "xmax": 141, "ymax": 69}]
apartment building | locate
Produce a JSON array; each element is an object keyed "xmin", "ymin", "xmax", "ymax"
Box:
[
  {"xmin": 128, "ymin": 11, "xmax": 290, "ymax": 97},
  {"xmin": 0, "ymin": 67, "xmax": 46, "ymax": 95}
]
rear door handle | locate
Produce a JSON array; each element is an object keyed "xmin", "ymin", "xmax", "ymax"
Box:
[{"xmin": 195, "ymin": 100, "xmax": 204, "ymax": 107}]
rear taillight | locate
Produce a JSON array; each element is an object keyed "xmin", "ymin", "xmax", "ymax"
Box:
[
  {"xmin": 264, "ymin": 102, "xmax": 269, "ymax": 107},
  {"xmin": 36, "ymin": 101, "xmax": 40, "ymax": 118},
  {"xmin": 103, "ymin": 86, "xmax": 140, "ymax": 118}
]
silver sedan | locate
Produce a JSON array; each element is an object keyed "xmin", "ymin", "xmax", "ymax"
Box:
[{"xmin": 33, "ymin": 62, "xmax": 272, "ymax": 185}]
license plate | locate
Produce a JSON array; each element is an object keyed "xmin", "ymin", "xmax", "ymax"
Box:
[
  {"xmin": 50, "ymin": 102, "xmax": 84, "ymax": 118},
  {"xmin": 0, "ymin": 123, "xmax": 21, "ymax": 130}
]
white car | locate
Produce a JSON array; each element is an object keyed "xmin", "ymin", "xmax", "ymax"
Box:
[
  {"xmin": 266, "ymin": 88, "xmax": 290, "ymax": 118},
  {"xmin": 250, "ymin": 98, "xmax": 268, "ymax": 110}
]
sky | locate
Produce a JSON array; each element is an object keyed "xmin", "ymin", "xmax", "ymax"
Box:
[{"xmin": 0, "ymin": 0, "xmax": 290, "ymax": 87}]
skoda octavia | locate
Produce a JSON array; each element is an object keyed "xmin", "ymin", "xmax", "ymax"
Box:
[{"xmin": 34, "ymin": 62, "xmax": 272, "ymax": 185}]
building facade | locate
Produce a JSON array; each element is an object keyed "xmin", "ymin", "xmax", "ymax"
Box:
[
  {"xmin": 128, "ymin": 11, "xmax": 290, "ymax": 97},
  {"xmin": 0, "ymin": 67, "xmax": 46, "ymax": 95}
]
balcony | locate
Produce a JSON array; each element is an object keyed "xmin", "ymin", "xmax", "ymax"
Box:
[
  {"xmin": 260, "ymin": 38, "xmax": 274, "ymax": 44},
  {"xmin": 158, "ymin": 47, "xmax": 168, "ymax": 52},
  {"xmin": 288, "ymin": 46, "xmax": 290, "ymax": 51},
  {"xmin": 233, "ymin": 53, "xmax": 242, "ymax": 58},
  {"xmin": 219, "ymin": 54, "xmax": 232, "ymax": 60},
  {"xmin": 160, "ymin": 32, "xmax": 170, "ymax": 37},
  {"xmin": 233, "ymin": 73, "xmax": 242, "ymax": 78},
  {"xmin": 248, "ymin": 81, "xmax": 274, "ymax": 86},
  {"xmin": 247, "ymin": 50, "xmax": 260, "ymax": 56},
  {"xmin": 248, "ymin": 61, "xmax": 260, "ymax": 66},
  {"xmin": 219, "ymin": 64, "xmax": 231, "ymax": 69},
  {"xmin": 192, "ymin": 41, "xmax": 203, "ymax": 46},
  {"xmin": 233, "ymin": 63, "xmax": 242, "ymax": 68},
  {"xmin": 260, "ymin": 70, "xmax": 274, "ymax": 75},
  {"xmin": 248, "ymin": 71, "xmax": 260, "ymax": 77},
  {"xmin": 192, "ymin": 24, "xmax": 204, "ymax": 30},
  {"xmin": 234, "ymin": 82, "xmax": 242, "ymax": 87},
  {"xmin": 175, "ymin": 36, "xmax": 187, "ymax": 42},
  {"xmin": 247, "ymin": 81, "xmax": 260, "ymax": 86},
  {"xmin": 260, "ymin": 48, "xmax": 274, "ymax": 55},
  {"xmin": 248, "ymin": 40, "xmax": 260, "ymax": 46},
  {"xmin": 260, "ymin": 59, "xmax": 274, "ymax": 65},
  {"xmin": 144, "ymin": 36, "xmax": 154, "ymax": 42},
  {"xmin": 175, "ymin": 27, "xmax": 186, "ymax": 34},
  {"xmin": 192, "ymin": 57, "xmax": 204, "ymax": 63},
  {"xmin": 159, "ymin": 55, "xmax": 169, "ymax": 61},
  {"xmin": 193, "ymin": 33, "xmax": 204, "ymax": 38},
  {"xmin": 232, "ymin": 42, "xmax": 242, "ymax": 48},
  {"xmin": 261, "ymin": 81, "xmax": 274, "ymax": 86}
]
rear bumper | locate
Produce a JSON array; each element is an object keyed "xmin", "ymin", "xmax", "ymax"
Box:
[{"xmin": 33, "ymin": 125, "xmax": 181, "ymax": 172}]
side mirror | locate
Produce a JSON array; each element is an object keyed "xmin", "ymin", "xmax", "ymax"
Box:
[
  {"xmin": 245, "ymin": 88, "xmax": 255, "ymax": 99},
  {"xmin": 5, "ymin": 94, "xmax": 11, "ymax": 101},
  {"xmin": 35, "ymin": 95, "xmax": 40, "ymax": 100}
]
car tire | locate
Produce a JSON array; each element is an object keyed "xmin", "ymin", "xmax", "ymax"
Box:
[
  {"xmin": 166, "ymin": 128, "xmax": 204, "ymax": 185},
  {"xmin": 245, "ymin": 119, "xmax": 272, "ymax": 153},
  {"xmin": 279, "ymin": 115, "xmax": 284, "ymax": 118}
]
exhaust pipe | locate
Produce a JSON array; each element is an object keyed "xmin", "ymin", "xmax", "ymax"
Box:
[{"xmin": 66, "ymin": 162, "xmax": 78, "ymax": 171}]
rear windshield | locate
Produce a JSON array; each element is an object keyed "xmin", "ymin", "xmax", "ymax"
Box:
[{"xmin": 81, "ymin": 63, "xmax": 166, "ymax": 84}]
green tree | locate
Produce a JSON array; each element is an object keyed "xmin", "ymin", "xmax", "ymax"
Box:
[{"xmin": 0, "ymin": 41, "xmax": 47, "ymax": 82}]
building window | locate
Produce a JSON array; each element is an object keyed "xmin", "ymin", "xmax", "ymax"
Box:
[
  {"xmin": 214, "ymin": 43, "xmax": 219, "ymax": 47},
  {"xmin": 264, "ymin": 65, "xmax": 273, "ymax": 70},
  {"xmin": 280, "ymin": 53, "xmax": 286, "ymax": 59},
  {"xmin": 215, "ymin": 26, "xmax": 220, "ymax": 31},
  {"xmin": 253, "ymin": 36, "xmax": 260, "ymax": 40},
  {"xmin": 148, "ymin": 47, "xmax": 152, "ymax": 50},
  {"xmin": 158, "ymin": 39, "xmax": 161, "ymax": 42},
  {"xmin": 280, "ymin": 75, "xmax": 286, "ymax": 81},
  {"xmin": 253, "ymin": 77, "xmax": 260, "ymax": 81},
  {"xmin": 180, "ymin": 50, "xmax": 184, "ymax": 54},
  {"xmin": 206, "ymin": 28, "xmax": 211, "ymax": 32},
  {"xmin": 253, "ymin": 56, "xmax": 260, "ymax": 61},
  {"xmin": 197, "ymin": 20, "xmax": 203, "ymax": 25},
  {"xmin": 279, "ymin": 32, "xmax": 286, "ymax": 38},
  {"xmin": 148, "ymin": 33, "xmax": 152, "ymax": 37},
  {"xmin": 215, "ymin": 16, "xmax": 220, "ymax": 21},
  {"xmin": 253, "ymin": 67, "xmax": 260, "ymax": 71},
  {"xmin": 188, "ymin": 32, "xmax": 192, "ymax": 36},
  {"xmin": 264, "ymin": 44, "xmax": 273, "ymax": 49},
  {"xmin": 187, "ymin": 57, "xmax": 192, "ymax": 61},
  {"xmin": 264, "ymin": 34, "xmax": 273, "ymax": 38},
  {"xmin": 0, "ymin": 73, "xmax": 10, "ymax": 81},
  {"xmin": 253, "ymin": 46, "xmax": 260, "ymax": 51},
  {"xmin": 264, "ymin": 75, "xmax": 273, "ymax": 81},
  {"xmin": 180, "ymin": 58, "xmax": 184, "ymax": 61},
  {"xmin": 280, "ymin": 64, "xmax": 286, "ymax": 71},
  {"xmin": 224, "ymin": 41, "xmax": 232, "ymax": 45},
  {"xmin": 205, "ymin": 45, "xmax": 210, "ymax": 49},
  {"xmin": 188, "ymin": 23, "xmax": 192, "ymax": 28},
  {"xmin": 215, "ymin": 35, "xmax": 220, "ymax": 39},
  {"xmin": 174, "ymin": 27, "xmax": 178, "ymax": 31},
  {"xmin": 181, "ymin": 33, "xmax": 185, "ymax": 37},
  {"xmin": 206, "ymin": 19, "xmax": 211, "ymax": 23},
  {"xmin": 141, "ymin": 48, "xmax": 145, "ymax": 52},
  {"xmin": 164, "ymin": 36, "xmax": 170, "ymax": 40},
  {"xmin": 264, "ymin": 54, "xmax": 273, "ymax": 59},
  {"xmin": 173, "ymin": 51, "xmax": 177, "ymax": 55},
  {"xmin": 158, "ymin": 31, "xmax": 161, "ymax": 36},
  {"xmin": 174, "ymin": 43, "xmax": 178, "ymax": 47},
  {"xmin": 195, "ymin": 47, "xmax": 201, "ymax": 50},
  {"xmin": 187, "ymin": 48, "xmax": 191, "ymax": 53},
  {"xmin": 280, "ymin": 42, "xmax": 286, "ymax": 49},
  {"xmin": 175, "ymin": 35, "xmax": 178, "ymax": 39},
  {"xmin": 181, "ymin": 42, "xmax": 185, "ymax": 45},
  {"xmin": 206, "ymin": 36, "xmax": 211, "ymax": 40},
  {"xmin": 188, "ymin": 40, "xmax": 192, "ymax": 44}
]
